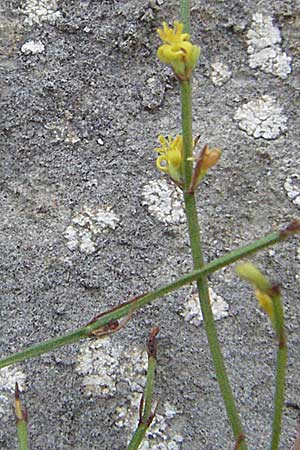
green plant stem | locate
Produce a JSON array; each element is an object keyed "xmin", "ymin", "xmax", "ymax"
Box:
[
  {"xmin": 126, "ymin": 329, "xmax": 158, "ymax": 450},
  {"xmin": 0, "ymin": 227, "xmax": 294, "ymax": 370},
  {"xmin": 16, "ymin": 417, "xmax": 29, "ymax": 450},
  {"xmin": 180, "ymin": 0, "xmax": 191, "ymax": 34},
  {"xmin": 270, "ymin": 293, "xmax": 287, "ymax": 450},
  {"xmin": 180, "ymin": 77, "xmax": 247, "ymax": 448},
  {"xmin": 179, "ymin": 2, "xmax": 246, "ymax": 445},
  {"xmin": 15, "ymin": 383, "xmax": 29, "ymax": 450},
  {"xmin": 181, "ymin": 81, "xmax": 193, "ymax": 190}
]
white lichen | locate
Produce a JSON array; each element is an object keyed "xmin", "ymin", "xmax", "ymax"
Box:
[
  {"xmin": 76, "ymin": 338, "xmax": 147, "ymax": 397},
  {"xmin": 247, "ymin": 13, "xmax": 292, "ymax": 79},
  {"xmin": 116, "ymin": 394, "xmax": 184, "ymax": 450},
  {"xmin": 76, "ymin": 337, "xmax": 183, "ymax": 448},
  {"xmin": 180, "ymin": 287, "xmax": 229, "ymax": 327},
  {"xmin": 142, "ymin": 180, "xmax": 185, "ymax": 226},
  {"xmin": 0, "ymin": 367, "xmax": 26, "ymax": 417},
  {"xmin": 234, "ymin": 95, "xmax": 288, "ymax": 140},
  {"xmin": 21, "ymin": 0, "xmax": 61, "ymax": 26},
  {"xmin": 64, "ymin": 206, "xmax": 120, "ymax": 254},
  {"xmin": 211, "ymin": 62, "xmax": 232, "ymax": 86},
  {"xmin": 284, "ymin": 174, "xmax": 300, "ymax": 207},
  {"xmin": 21, "ymin": 40, "xmax": 45, "ymax": 55}
]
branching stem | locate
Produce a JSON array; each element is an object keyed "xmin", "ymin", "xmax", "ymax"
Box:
[
  {"xmin": 0, "ymin": 226, "xmax": 294, "ymax": 370},
  {"xmin": 180, "ymin": 2, "xmax": 247, "ymax": 447}
]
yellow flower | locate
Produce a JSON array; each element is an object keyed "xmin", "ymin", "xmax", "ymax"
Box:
[
  {"xmin": 157, "ymin": 21, "xmax": 200, "ymax": 80},
  {"xmin": 155, "ymin": 135, "xmax": 183, "ymax": 183},
  {"xmin": 255, "ymin": 289, "xmax": 274, "ymax": 322},
  {"xmin": 236, "ymin": 263, "xmax": 275, "ymax": 323},
  {"xmin": 157, "ymin": 20, "xmax": 190, "ymax": 44}
]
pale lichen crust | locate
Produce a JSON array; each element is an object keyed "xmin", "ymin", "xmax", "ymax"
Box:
[
  {"xmin": 211, "ymin": 62, "xmax": 232, "ymax": 86},
  {"xmin": 284, "ymin": 174, "xmax": 300, "ymax": 208},
  {"xmin": 21, "ymin": 0, "xmax": 61, "ymax": 26},
  {"xmin": 180, "ymin": 287, "xmax": 229, "ymax": 326},
  {"xmin": 234, "ymin": 95, "xmax": 288, "ymax": 140},
  {"xmin": 247, "ymin": 13, "xmax": 292, "ymax": 79},
  {"xmin": 64, "ymin": 206, "xmax": 120, "ymax": 254},
  {"xmin": 76, "ymin": 337, "xmax": 184, "ymax": 448},
  {"xmin": 142, "ymin": 180, "xmax": 185, "ymax": 226}
]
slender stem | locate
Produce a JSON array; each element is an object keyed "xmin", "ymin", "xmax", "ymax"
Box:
[
  {"xmin": 180, "ymin": 0, "xmax": 191, "ymax": 34},
  {"xmin": 15, "ymin": 383, "xmax": 29, "ymax": 450},
  {"xmin": 0, "ymin": 227, "xmax": 293, "ymax": 370},
  {"xmin": 181, "ymin": 81, "xmax": 193, "ymax": 190},
  {"xmin": 125, "ymin": 357, "xmax": 156, "ymax": 450},
  {"xmin": 270, "ymin": 292, "xmax": 287, "ymax": 450},
  {"xmin": 126, "ymin": 328, "xmax": 158, "ymax": 450},
  {"xmin": 180, "ymin": 2, "xmax": 247, "ymax": 447},
  {"xmin": 180, "ymin": 81, "xmax": 247, "ymax": 447}
]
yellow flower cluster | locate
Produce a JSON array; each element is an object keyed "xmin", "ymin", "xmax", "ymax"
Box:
[
  {"xmin": 155, "ymin": 135, "xmax": 221, "ymax": 188},
  {"xmin": 157, "ymin": 21, "xmax": 200, "ymax": 80},
  {"xmin": 155, "ymin": 135, "xmax": 183, "ymax": 184}
]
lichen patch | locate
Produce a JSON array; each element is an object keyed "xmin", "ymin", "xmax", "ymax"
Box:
[
  {"xmin": 180, "ymin": 288, "xmax": 229, "ymax": 327},
  {"xmin": 211, "ymin": 62, "xmax": 232, "ymax": 86},
  {"xmin": 142, "ymin": 180, "xmax": 185, "ymax": 226},
  {"xmin": 284, "ymin": 174, "xmax": 300, "ymax": 207},
  {"xmin": 76, "ymin": 337, "xmax": 184, "ymax": 447},
  {"xmin": 247, "ymin": 13, "xmax": 292, "ymax": 79},
  {"xmin": 64, "ymin": 206, "xmax": 120, "ymax": 254},
  {"xmin": 116, "ymin": 393, "xmax": 184, "ymax": 449},
  {"xmin": 21, "ymin": 0, "xmax": 61, "ymax": 26},
  {"xmin": 76, "ymin": 337, "xmax": 147, "ymax": 397},
  {"xmin": 234, "ymin": 95, "xmax": 287, "ymax": 140}
]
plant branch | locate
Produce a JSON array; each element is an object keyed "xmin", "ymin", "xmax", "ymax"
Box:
[
  {"xmin": 0, "ymin": 223, "xmax": 297, "ymax": 370},
  {"xmin": 270, "ymin": 288, "xmax": 287, "ymax": 450},
  {"xmin": 14, "ymin": 383, "xmax": 29, "ymax": 450},
  {"xmin": 126, "ymin": 327, "xmax": 159, "ymax": 450}
]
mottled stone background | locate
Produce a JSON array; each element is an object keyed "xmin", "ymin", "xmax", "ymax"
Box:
[{"xmin": 1, "ymin": 1, "xmax": 300, "ymax": 449}]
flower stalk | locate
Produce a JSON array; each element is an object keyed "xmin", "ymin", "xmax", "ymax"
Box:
[
  {"xmin": 266, "ymin": 285, "xmax": 287, "ymax": 450},
  {"xmin": 236, "ymin": 265, "xmax": 287, "ymax": 449},
  {"xmin": 178, "ymin": 1, "xmax": 247, "ymax": 447}
]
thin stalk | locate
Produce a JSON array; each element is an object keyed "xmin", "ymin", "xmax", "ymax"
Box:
[
  {"xmin": 126, "ymin": 328, "xmax": 158, "ymax": 450},
  {"xmin": 180, "ymin": 0, "xmax": 191, "ymax": 34},
  {"xmin": 270, "ymin": 291, "xmax": 287, "ymax": 450},
  {"xmin": 15, "ymin": 383, "xmax": 29, "ymax": 450},
  {"xmin": 0, "ymin": 226, "xmax": 295, "ymax": 370},
  {"xmin": 180, "ymin": 2, "xmax": 246, "ymax": 446},
  {"xmin": 181, "ymin": 81, "xmax": 193, "ymax": 190},
  {"xmin": 180, "ymin": 79, "xmax": 247, "ymax": 448}
]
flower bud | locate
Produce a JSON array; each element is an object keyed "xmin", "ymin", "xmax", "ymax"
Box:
[
  {"xmin": 236, "ymin": 263, "xmax": 270, "ymax": 291},
  {"xmin": 236, "ymin": 263, "xmax": 275, "ymax": 323},
  {"xmin": 157, "ymin": 21, "xmax": 200, "ymax": 80},
  {"xmin": 201, "ymin": 147, "xmax": 222, "ymax": 171}
]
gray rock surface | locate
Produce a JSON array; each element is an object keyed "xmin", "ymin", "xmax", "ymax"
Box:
[{"xmin": 1, "ymin": 0, "xmax": 300, "ymax": 449}]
